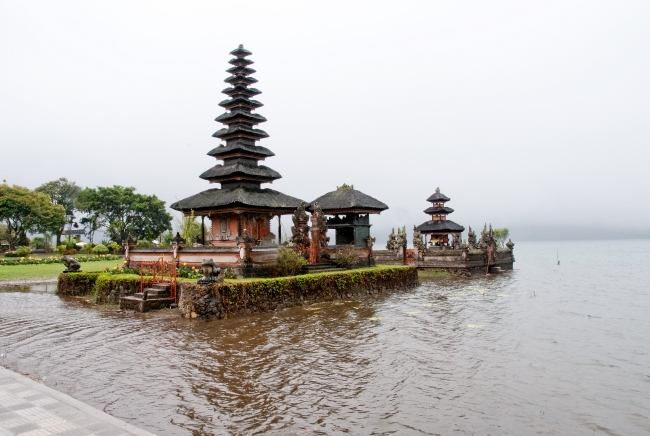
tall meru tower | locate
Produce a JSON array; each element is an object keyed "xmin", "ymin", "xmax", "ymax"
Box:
[{"xmin": 171, "ymin": 45, "xmax": 303, "ymax": 246}]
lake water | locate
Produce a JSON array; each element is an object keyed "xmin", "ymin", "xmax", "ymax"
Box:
[{"xmin": 1, "ymin": 240, "xmax": 649, "ymax": 435}]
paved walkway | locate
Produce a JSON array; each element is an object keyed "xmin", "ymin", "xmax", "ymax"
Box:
[{"xmin": 0, "ymin": 366, "xmax": 154, "ymax": 436}]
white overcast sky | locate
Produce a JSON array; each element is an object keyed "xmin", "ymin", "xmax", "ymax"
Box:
[{"xmin": 1, "ymin": 1, "xmax": 649, "ymax": 241}]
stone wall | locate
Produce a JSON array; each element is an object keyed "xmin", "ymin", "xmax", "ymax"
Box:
[
  {"xmin": 373, "ymin": 249, "xmax": 405, "ymax": 265},
  {"xmin": 178, "ymin": 266, "xmax": 418, "ymax": 320},
  {"xmin": 57, "ymin": 273, "xmax": 152, "ymax": 304}
]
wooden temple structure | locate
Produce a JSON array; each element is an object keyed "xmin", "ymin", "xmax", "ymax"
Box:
[
  {"xmin": 128, "ymin": 45, "xmax": 303, "ymax": 276},
  {"xmin": 308, "ymin": 186, "xmax": 388, "ymax": 247},
  {"xmin": 416, "ymin": 188, "xmax": 465, "ymax": 246}
]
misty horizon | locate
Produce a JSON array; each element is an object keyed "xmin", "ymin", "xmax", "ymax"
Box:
[{"xmin": 2, "ymin": 1, "xmax": 649, "ymax": 246}]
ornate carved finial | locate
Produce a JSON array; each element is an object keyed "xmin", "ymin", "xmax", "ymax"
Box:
[
  {"xmin": 171, "ymin": 232, "xmax": 186, "ymax": 247},
  {"xmin": 506, "ymin": 239, "xmax": 515, "ymax": 251},
  {"xmin": 239, "ymin": 44, "xmax": 243, "ymax": 49},
  {"xmin": 386, "ymin": 228, "xmax": 398, "ymax": 250},
  {"xmin": 412, "ymin": 225, "xmax": 425, "ymax": 251},
  {"xmin": 290, "ymin": 202, "xmax": 310, "ymax": 257},
  {"xmin": 435, "ymin": 187, "xmax": 440, "ymax": 193}
]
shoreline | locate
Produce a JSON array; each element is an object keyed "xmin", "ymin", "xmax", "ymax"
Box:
[{"xmin": 0, "ymin": 278, "xmax": 58, "ymax": 287}]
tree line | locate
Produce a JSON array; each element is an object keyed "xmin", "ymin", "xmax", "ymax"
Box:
[{"xmin": 0, "ymin": 178, "xmax": 172, "ymax": 250}]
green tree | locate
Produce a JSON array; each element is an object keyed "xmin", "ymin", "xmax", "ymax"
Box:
[
  {"xmin": 0, "ymin": 184, "xmax": 66, "ymax": 250},
  {"xmin": 77, "ymin": 186, "xmax": 172, "ymax": 243},
  {"xmin": 35, "ymin": 178, "xmax": 82, "ymax": 246},
  {"xmin": 493, "ymin": 228, "xmax": 510, "ymax": 247},
  {"xmin": 174, "ymin": 210, "xmax": 202, "ymax": 244},
  {"xmin": 92, "ymin": 243, "xmax": 109, "ymax": 256},
  {"xmin": 76, "ymin": 188, "xmax": 106, "ymax": 244}
]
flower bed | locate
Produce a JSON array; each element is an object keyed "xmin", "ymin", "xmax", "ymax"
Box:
[{"xmin": 0, "ymin": 255, "xmax": 120, "ymax": 266}]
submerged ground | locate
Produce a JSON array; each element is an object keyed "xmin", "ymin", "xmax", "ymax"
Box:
[{"xmin": 1, "ymin": 240, "xmax": 649, "ymax": 435}]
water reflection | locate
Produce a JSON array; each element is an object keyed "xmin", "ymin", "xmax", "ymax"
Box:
[{"xmin": 1, "ymin": 240, "xmax": 650, "ymax": 435}]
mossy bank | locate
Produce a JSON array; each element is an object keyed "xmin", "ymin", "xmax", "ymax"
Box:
[
  {"xmin": 179, "ymin": 266, "xmax": 418, "ymax": 319},
  {"xmin": 57, "ymin": 266, "xmax": 418, "ymax": 319}
]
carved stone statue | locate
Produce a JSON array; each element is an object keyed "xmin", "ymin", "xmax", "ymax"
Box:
[
  {"xmin": 451, "ymin": 233, "xmax": 462, "ymax": 249},
  {"xmin": 171, "ymin": 232, "xmax": 186, "ymax": 259},
  {"xmin": 412, "ymin": 226, "xmax": 425, "ymax": 251},
  {"xmin": 236, "ymin": 229, "xmax": 256, "ymax": 263},
  {"xmin": 309, "ymin": 202, "xmax": 330, "ymax": 264},
  {"xmin": 479, "ymin": 223, "xmax": 498, "ymax": 263},
  {"xmin": 467, "ymin": 226, "xmax": 478, "ymax": 249},
  {"xmin": 386, "ymin": 228, "xmax": 398, "ymax": 251},
  {"xmin": 506, "ymin": 239, "xmax": 515, "ymax": 251},
  {"xmin": 122, "ymin": 235, "xmax": 136, "ymax": 260},
  {"xmin": 61, "ymin": 255, "xmax": 81, "ymax": 273},
  {"xmin": 197, "ymin": 258, "xmax": 222, "ymax": 284},
  {"xmin": 396, "ymin": 226, "xmax": 407, "ymax": 249},
  {"xmin": 290, "ymin": 202, "xmax": 310, "ymax": 257}
]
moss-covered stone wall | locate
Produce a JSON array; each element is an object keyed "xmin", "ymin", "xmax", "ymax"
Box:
[
  {"xmin": 179, "ymin": 266, "xmax": 418, "ymax": 319},
  {"xmin": 57, "ymin": 273, "xmax": 152, "ymax": 304}
]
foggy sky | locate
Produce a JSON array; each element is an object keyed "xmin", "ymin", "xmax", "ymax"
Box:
[{"xmin": 1, "ymin": 1, "xmax": 649, "ymax": 243}]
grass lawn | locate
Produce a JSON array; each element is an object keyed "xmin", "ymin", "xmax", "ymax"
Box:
[
  {"xmin": 0, "ymin": 259, "xmax": 125, "ymax": 282},
  {"xmin": 417, "ymin": 269, "xmax": 450, "ymax": 278}
]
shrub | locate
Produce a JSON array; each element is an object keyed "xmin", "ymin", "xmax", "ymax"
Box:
[
  {"xmin": 223, "ymin": 268, "xmax": 237, "ymax": 279},
  {"xmin": 81, "ymin": 243, "xmax": 94, "ymax": 255},
  {"xmin": 276, "ymin": 247, "xmax": 307, "ymax": 276},
  {"xmin": 15, "ymin": 246, "xmax": 32, "ymax": 257},
  {"xmin": 107, "ymin": 241, "xmax": 120, "ymax": 255},
  {"xmin": 333, "ymin": 247, "xmax": 358, "ymax": 269},
  {"xmin": 136, "ymin": 240, "xmax": 153, "ymax": 248},
  {"xmin": 177, "ymin": 266, "xmax": 202, "ymax": 279},
  {"xmin": 30, "ymin": 237, "xmax": 46, "ymax": 250},
  {"xmin": 64, "ymin": 240, "xmax": 77, "ymax": 250},
  {"xmin": 56, "ymin": 245, "xmax": 67, "ymax": 254},
  {"xmin": 92, "ymin": 244, "xmax": 109, "ymax": 256}
]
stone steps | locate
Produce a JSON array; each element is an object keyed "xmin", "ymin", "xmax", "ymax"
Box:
[{"xmin": 119, "ymin": 282, "xmax": 174, "ymax": 312}]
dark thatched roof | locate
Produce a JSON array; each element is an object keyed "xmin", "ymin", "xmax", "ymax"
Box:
[
  {"xmin": 228, "ymin": 57, "xmax": 254, "ymax": 67},
  {"xmin": 222, "ymin": 85, "xmax": 261, "ymax": 98},
  {"xmin": 207, "ymin": 142, "xmax": 274, "ymax": 159},
  {"xmin": 226, "ymin": 66, "xmax": 256, "ymax": 76},
  {"xmin": 416, "ymin": 220, "xmax": 465, "ymax": 233},
  {"xmin": 170, "ymin": 186, "xmax": 304, "ymax": 212},
  {"xmin": 426, "ymin": 191, "xmax": 450, "ymax": 202},
  {"xmin": 214, "ymin": 110, "xmax": 267, "ymax": 125},
  {"xmin": 423, "ymin": 206, "xmax": 454, "ymax": 215},
  {"xmin": 307, "ymin": 188, "xmax": 388, "ymax": 214},
  {"xmin": 224, "ymin": 75, "xmax": 258, "ymax": 86},
  {"xmin": 230, "ymin": 45, "xmax": 252, "ymax": 57},
  {"xmin": 199, "ymin": 163, "xmax": 281, "ymax": 181},
  {"xmin": 219, "ymin": 97, "xmax": 263, "ymax": 110},
  {"xmin": 212, "ymin": 126, "xmax": 269, "ymax": 140}
]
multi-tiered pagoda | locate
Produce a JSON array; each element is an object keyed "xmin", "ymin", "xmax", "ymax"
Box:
[
  {"xmin": 171, "ymin": 45, "xmax": 303, "ymax": 247},
  {"xmin": 416, "ymin": 187, "xmax": 465, "ymax": 246}
]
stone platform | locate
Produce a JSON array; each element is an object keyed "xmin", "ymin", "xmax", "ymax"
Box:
[
  {"xmin": 119, "ymin": 283, "xmax": 174, "ymax": 312},
  {"xmin": 0, "ymin": 366, "xmax": 153, "ymax": 435}
]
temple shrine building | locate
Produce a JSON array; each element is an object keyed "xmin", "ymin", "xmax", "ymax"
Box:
[
  {"xmin": 170, "ymin": 45, "xmax": 303, "ymax": 248},
  {"xmin": 308, "ymin": 186, "xmax": 388, "ymax": 248},
  {"xmin": 416, "ymin": 188, "xmax": 465, "ymax": 246}
]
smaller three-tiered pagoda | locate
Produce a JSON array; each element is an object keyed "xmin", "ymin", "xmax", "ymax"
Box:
[{"xmin": 416, "ymin": 188, "xmax": 465, "ymax": 246}]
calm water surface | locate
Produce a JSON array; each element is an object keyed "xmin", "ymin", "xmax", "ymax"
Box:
[{"xmin": 1, "ymin": 240, "xmax": 649, "ymax": 435}]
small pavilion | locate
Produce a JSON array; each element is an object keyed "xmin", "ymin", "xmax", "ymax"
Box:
[
  {"xmin": 416, "ymin": 188, "xmax": 465, "ymax": 246},
  {"xmin": 171, "ymin": 45, "xmax": 303, "ymax": 247},
  {"xmin": 308, "ymin": 185, "xmax": 388, "ymax": 247}
]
